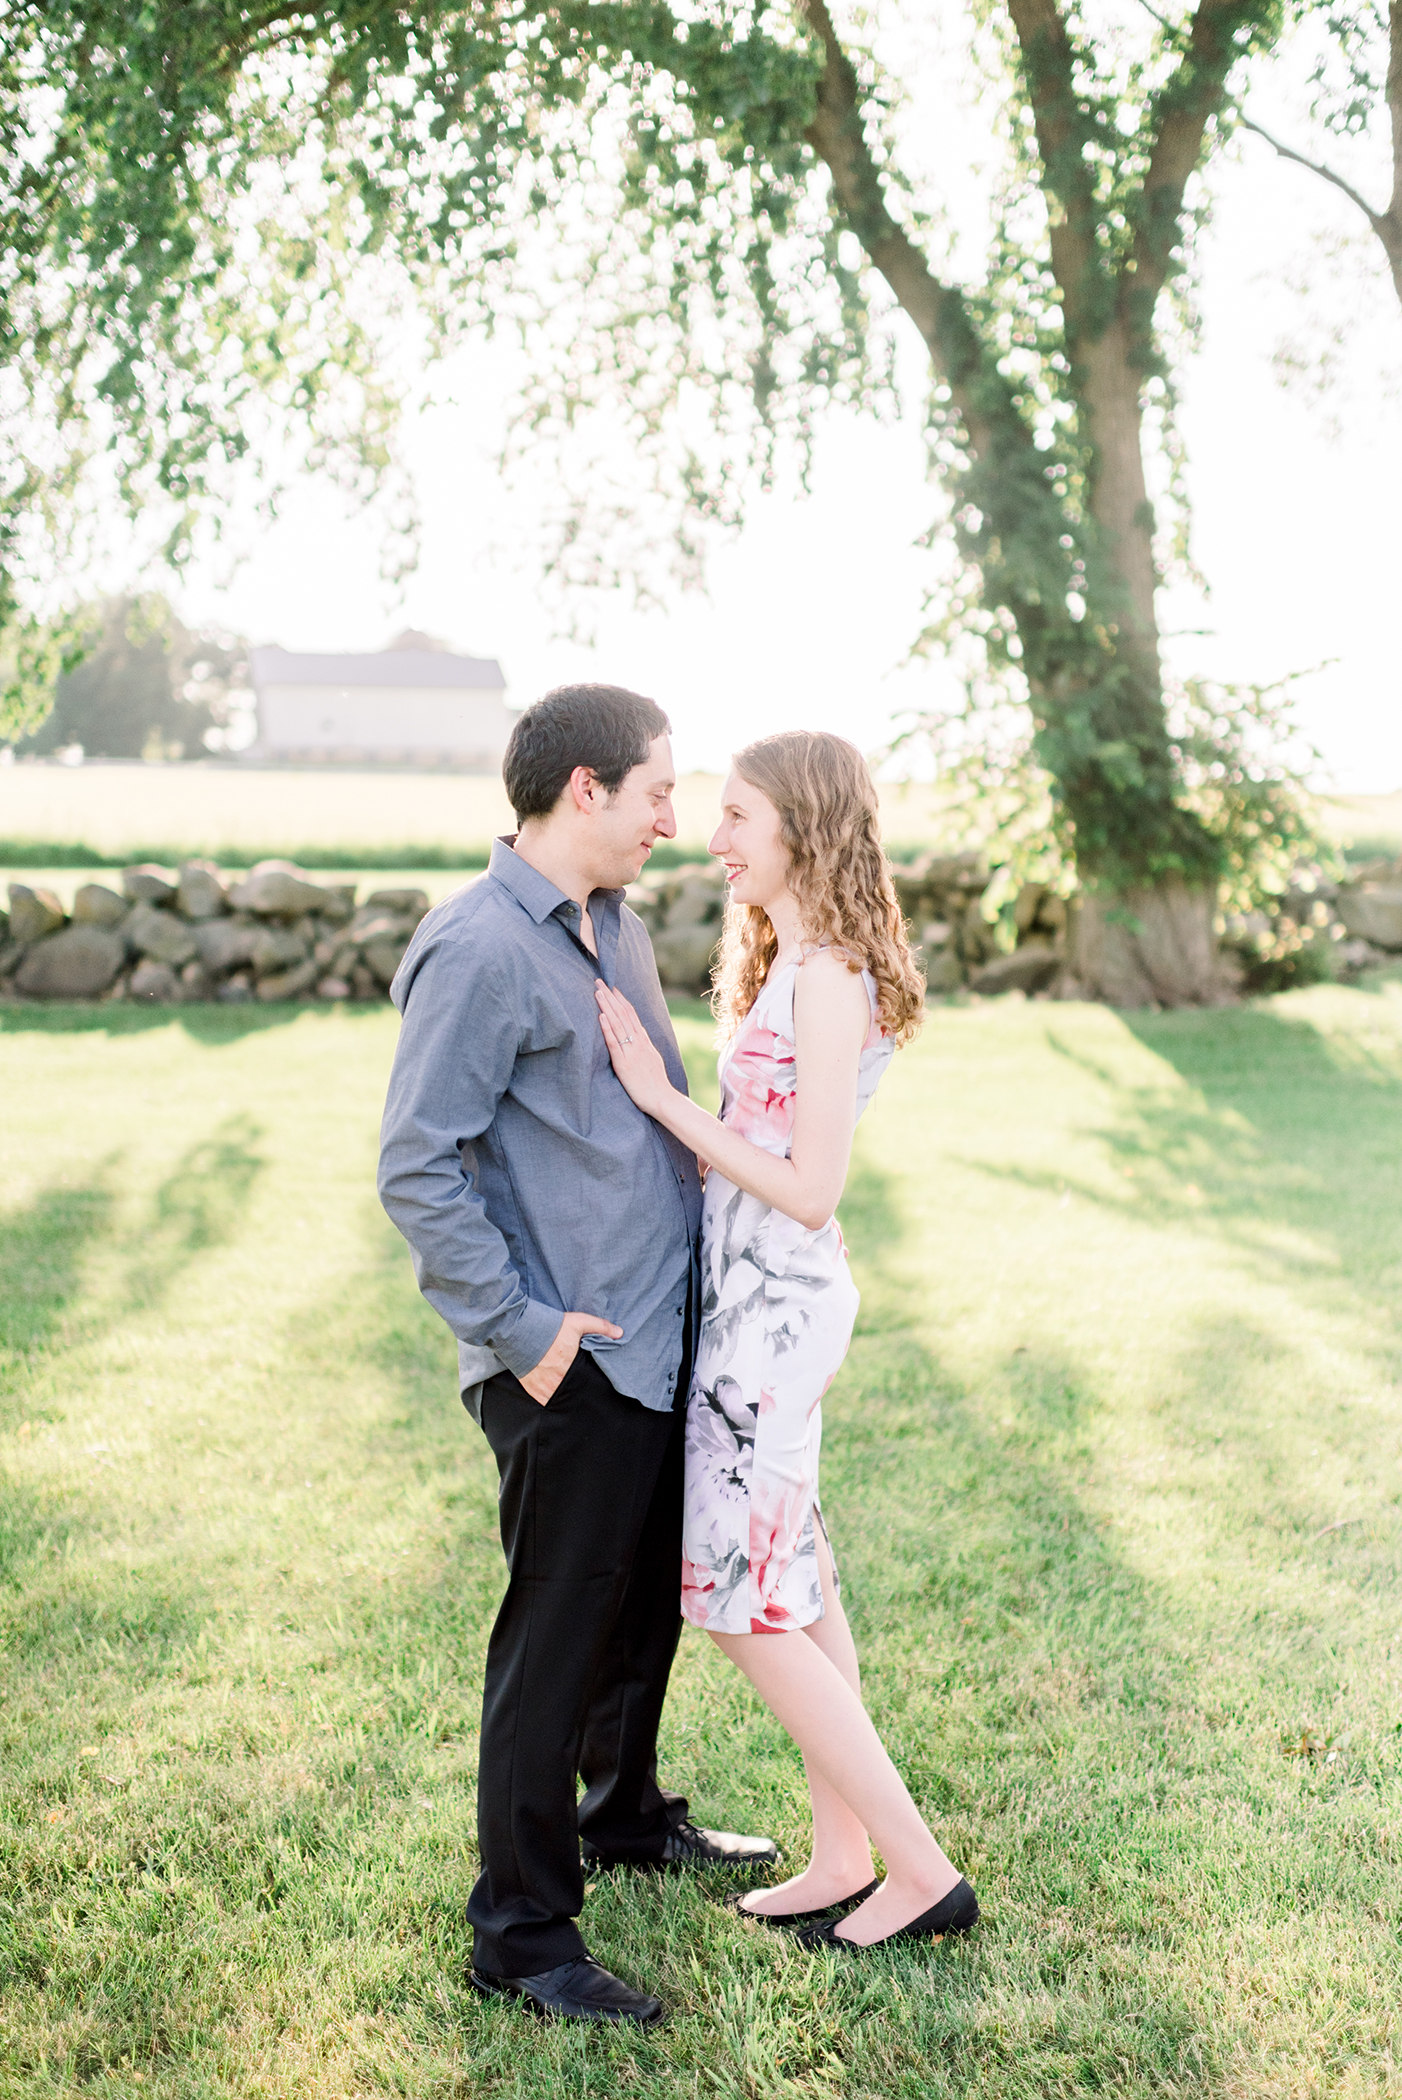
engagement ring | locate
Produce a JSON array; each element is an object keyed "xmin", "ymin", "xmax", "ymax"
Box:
[{"xmin": 622, "ymin": 1034, "xmax": 634, "ymax": 1044}]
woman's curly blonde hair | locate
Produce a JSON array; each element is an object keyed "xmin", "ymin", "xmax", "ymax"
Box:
[{"xmin": 712, "ymin": 730, "xmax": 926, "ymax": 1046}]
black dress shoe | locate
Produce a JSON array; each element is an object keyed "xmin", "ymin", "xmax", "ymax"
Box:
[
  {"xmin": 794, "ymin": 1878, "xmax": 980, "ymax": 1953},
  {"xmin": 469, "ymin": 1953, "xmax": 665, "ymax": 2026},
  {"xmin": 727, "ymin": 1877, "xmax": 880, "ymax": 1928},
  {"xmin": 582, "ymin": 1819, "xmax": 779, "ymax": 1872}
]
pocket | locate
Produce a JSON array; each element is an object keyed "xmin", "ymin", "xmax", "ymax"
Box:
[{"xmin": 540, "ymin": 1347, "xmax": 588, "ymax": 1407}]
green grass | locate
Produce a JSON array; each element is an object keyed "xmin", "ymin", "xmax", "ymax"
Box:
[{"xmin": 1, "ymin": 985, "xmax": 1400, "ymax": 2098}]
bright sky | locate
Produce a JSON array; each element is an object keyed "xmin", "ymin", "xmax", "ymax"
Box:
[{"xmin": 150, "ymin": 8, "xmax": 1402, "ymax": 792}]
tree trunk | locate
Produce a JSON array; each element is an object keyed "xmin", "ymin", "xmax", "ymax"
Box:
[
  {"xmin": 1080, "ymin": 322, "xmax": 1161, "ymax": 663},
  {"xmin": 1064, "ymin": 880, "xmax": 1237, "ymax": 1007},
  {"xmin": 800, "ymin": 0, "xmax": 1239, "ymax": 1010}
]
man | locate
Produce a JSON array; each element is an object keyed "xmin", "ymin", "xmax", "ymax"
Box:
[{"xmin": 378, "ymin": 683, "xmax": 775, "ymax": 2028}]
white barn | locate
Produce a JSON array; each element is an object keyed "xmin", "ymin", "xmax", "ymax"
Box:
[{"xmin": 248, "ymin": 632, "xmax": 512, "ymax": 768}]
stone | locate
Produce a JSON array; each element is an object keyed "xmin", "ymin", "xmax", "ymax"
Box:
[
  {"xmin": 122, "ymin": 864, "xmax": 177, "ymax": 905},
  {"xmin": 130, "ymin": 958, "xmax": 180, "ymax": 1001},
  {"xmin": 1337, "ymin": 938, "xmax": 1389, "ymax": 972},
  {"xmin": 256, "ymin": 958, "xmax": 319, "ymax": 1001},
  {"xmin": 363, "ymin": 938, "xmax": 409, "ymax": 987},
  {"xmin": 624, "ymin": 885, "xmax": 663, "ymax": 932},
  {"xmin": 969, "ymin": 949, "xmax": 1062, "ymax": 996},
  {"xmin": 124, "ymin": 902, "xmax": 199, "ymax": 967},
  {"xmin": 651, "ymin": 923, "xmax": 721, "ymax": 991},
  {"xmin": 0, "ymin": 937, "xmax": 28, "ymax": 977},
  {"xmin": 72, "ymin": 882, "xmax": 129, "ymax": 927},
  {"xmin": 921, "ymin": 947, "xmax": 964, "ymax": 994},
  {"xmin": 317, "ymin": 884, "xmax": 357, "ymax": 927},
  {"xmin": 176, "ymin": 860, "xmax": 227, "ymax": 920},
  {"xmin": 958, "ymin": 906, "xmax": 1000, "ymax": 967},
  {"xmin": 350, "ymin": 962, "xmax": 379, "ymax": 999},
  {"xmin": 664, "ymin": 872, "xmax": 725, "ymax": 932},
  {"xmin": 318, "ymin": 976, "xmax": 352, "ymax": 1000},
  {"xmin": 1013, "ymin": 883, "xmax": 1048, "ymax": 935},
  {"xmin": 226, "ymin": 860, "xmax": 331, "ymax": 917},
  {"xmin": 7, "ymin": 884, "xmax": 64, "ymax": 943},
  {"xmin": 192, "ymin": 915, "xmax": 260, "ymax": 974},
  {"xmin": 216, "ymin": 973, "xmax": 254, "ymax": 1003},
  {"xmin": 251, "ymin": 926, "xmax": 310, "ymax": 975},
  {"xmin": 365, "ymin": 888, "xmax": 430, "ymax": 919},
  {"xmin": 1348, "ymin": 857, "xmax": 1400, "ymax": 885},
  {"xmin": 1336, "ymin": 885, "xmax": 1402, "ymax": 952},
  {"xmin": 14, "ymin": 924, "xmax": 125, "ymax": 997},
  {"xmin": 348, "ymin": 904, "xmax": 421, "ymax": 945},
  {"xmin": 180, "ymin": 960, "xmax": 214, "ymax": 999}
]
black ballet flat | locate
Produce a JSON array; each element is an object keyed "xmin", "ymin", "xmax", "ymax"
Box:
[
  {"xmin": 725, "ymin": 1878, "xmax": 880, "ymax": 1929},
  {"xmin": 793, "ymin": 1878, "xmax": 980, "ymax": 1953}
]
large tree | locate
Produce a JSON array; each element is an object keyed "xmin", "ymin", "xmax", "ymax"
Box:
[{"xmin": 0, "ymin": 0, "xmax": 1340, "ymax": 1001}]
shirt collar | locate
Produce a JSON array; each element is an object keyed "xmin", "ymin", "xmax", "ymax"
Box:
[{"xmin": 487, "ymin": 834, "xmax": 624, "ymax": 926}]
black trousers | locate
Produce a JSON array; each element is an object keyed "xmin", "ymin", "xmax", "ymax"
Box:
[{"xmin": 466, "ymin": 1351, "xmax": 688, "ymax": 1977}]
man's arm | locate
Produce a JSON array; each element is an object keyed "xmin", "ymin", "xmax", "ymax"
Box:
[{"xmin": 377, "ymin": 930, "xmax": 563, "ymax": 1378}]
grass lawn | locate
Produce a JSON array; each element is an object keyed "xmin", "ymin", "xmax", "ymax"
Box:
[{"xmin": 2, "ymin": 984, "xmax": 1400, "ymax": 2098}]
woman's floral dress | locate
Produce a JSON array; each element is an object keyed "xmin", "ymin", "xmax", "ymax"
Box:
[{"xmin": 680, "ymin": 954, "xmax": 893, "ymax": 1634}]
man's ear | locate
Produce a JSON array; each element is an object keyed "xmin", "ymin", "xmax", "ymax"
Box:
[{"xmin": 568, "ymin": 765, "xmax": 604, "ymax": 815}]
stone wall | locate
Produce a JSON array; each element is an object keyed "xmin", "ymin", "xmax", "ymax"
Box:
[
  {"xmin": 630, "ymin": 852, "xmax": 1402, "ymax": 999},
  {"xmin": 1, "ymin": 862, "xmax": 430, "ymax": 1004},
  {"xmin": 3, "ymin": 850, "xmax": 1398, "ymax": 1006}
]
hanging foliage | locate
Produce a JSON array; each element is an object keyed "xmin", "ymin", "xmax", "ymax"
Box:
[{"xmin": 0, "ymin": 0, "xmax": 1354, "ymax": 998}]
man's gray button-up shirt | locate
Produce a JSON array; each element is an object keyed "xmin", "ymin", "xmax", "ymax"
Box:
[{"xmin": 378, "ymin": 836, "xmax": 702, "ymax": 1419}]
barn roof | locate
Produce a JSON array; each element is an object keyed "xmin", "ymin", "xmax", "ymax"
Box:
[{"xmin": 251, "ymin": 645, "xmax": 506, "ymax": 692}]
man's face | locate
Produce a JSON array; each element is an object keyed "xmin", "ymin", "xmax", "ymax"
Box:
[{"xmin": 593, "ymin": 734, "xmax": 678, "ymax": 886}]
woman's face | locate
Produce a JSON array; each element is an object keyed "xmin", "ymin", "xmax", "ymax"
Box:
[{"xmin": 709, "ymin": 769, "xmax": 792, "ymax": 913}]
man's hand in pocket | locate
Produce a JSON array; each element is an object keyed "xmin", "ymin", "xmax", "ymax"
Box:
[{"xmin": 520, "ymin": 1311, "xmax": 623, "ymax": 1405}]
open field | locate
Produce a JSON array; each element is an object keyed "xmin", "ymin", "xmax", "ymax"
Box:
[
  {"xmin": 2, "ymin": 764, "xmax": 1397, "ymax": 885},
  {"xmin": 1325, "ymin": 792, "xmax": 1402, "ymax": 859},
  {"xmin": 0, "ymin": 764, "xmax": 956, "ymax": 867},
  {"xmin": 2, "ymin": 986, "xmax": 1400, "ymax": 2097}
]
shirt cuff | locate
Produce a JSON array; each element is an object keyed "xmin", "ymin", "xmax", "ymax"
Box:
[{"xmin": 492, "ymin": 1298, "xmax": 566, "ymax": 1380}]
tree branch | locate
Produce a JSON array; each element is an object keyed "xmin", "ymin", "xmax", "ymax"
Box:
[
  {"xmin": 797, "ymin": 0, "xmax": 1002, "ymax": 454},
  {"xmin": 1383, "ymin": 0, "xmax": 1402, "ymax": 301},
  {"xmin": 1239, "ymin": 113, "xmax": 1384, "ymax": 230},
  {"xmin": 1133, "ymin": 0, "xmax": 1257, "ymax": 303},
  {"xmin": 1004, "ymin": 0, "xmax": 1108, "ymax": 341}
]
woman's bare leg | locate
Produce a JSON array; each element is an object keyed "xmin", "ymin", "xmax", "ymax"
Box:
[
  {"xmin": 738, "ymin": 1528, "xmax": 874, "ymax": 1915},
  {"xmin": 712, "ymin": 1552, "xmax": 963, "ymax": 1942}
]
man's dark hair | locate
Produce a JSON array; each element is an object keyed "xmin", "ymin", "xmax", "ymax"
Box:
[{"xmin": 503, "ymin": 683, "xmax": 671, "ymax": 822}]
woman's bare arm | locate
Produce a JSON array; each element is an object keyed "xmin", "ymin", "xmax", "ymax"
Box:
[{"xmin": 595, "ymin": 951, "xmax": 870, "ymax": 1231}]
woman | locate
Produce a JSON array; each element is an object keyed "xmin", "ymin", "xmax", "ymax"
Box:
[{"xmin": 594, "ymin": 730, "xmax": 978, "ymax": 1953}]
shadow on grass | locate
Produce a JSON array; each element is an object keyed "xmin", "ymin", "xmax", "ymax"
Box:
[
  {"xmin": 125, "ymin": 1114, "xmax": 265, "ymax": 1306},
  {"xmin": 0, "ymin": 1176, "xmax": 115, "ymax": 1369},
  {"xmin": 0, "ymin": 1119, "xmax": 264, "ymax": 1632},
  {"xmin": 952, "ymin": 1006, "xmax": 1402, "ymax": 1356},
  {"xmin": 827, "ymin": 1147, "xmax": 1396, "ymax": 2091}
]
